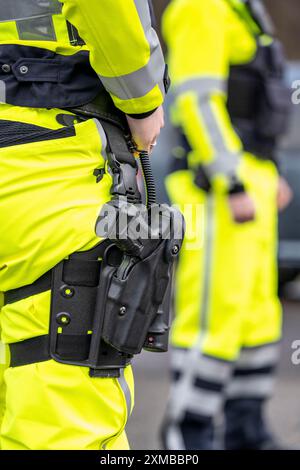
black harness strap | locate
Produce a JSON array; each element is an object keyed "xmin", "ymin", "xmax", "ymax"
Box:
[
  {"xmin": 9, "ymin": 335, "xmax": 50, "ymax": 367},
  {"xmin": 9, "ymin": 334, "xmax": 91, "ymax": 368},
  {"xmin": 4, "ymin": 271, "xmax": 51, "ymax": 305},
  {"xmin": 3, "ymin": 257, "xmax": 101, "ymax": 306}
]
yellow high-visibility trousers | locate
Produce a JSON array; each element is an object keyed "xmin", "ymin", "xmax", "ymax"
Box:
[
  {"xmin": 0, "ymin": 104, "xmax": 134, "ymax": 450},
  {"xmin": 167, "ymin": 154, "xmax": 281, "ymax": 357},
  {"xmin": 163, "ymin": 153, "xmax": 281, "ymax": 449}
]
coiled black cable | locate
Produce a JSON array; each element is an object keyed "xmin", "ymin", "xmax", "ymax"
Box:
[{"xmin": 139, "ymin": 150, "xmax": 157, "ymax": 208}]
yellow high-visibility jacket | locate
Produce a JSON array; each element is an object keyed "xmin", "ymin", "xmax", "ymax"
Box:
[
  {"xmin": 0, "ymin": 0, "xmax": 166, "ymax": 114},
  {"xmin": 162, "ymin": 0, "xmax": 261, "ymax": 191}
]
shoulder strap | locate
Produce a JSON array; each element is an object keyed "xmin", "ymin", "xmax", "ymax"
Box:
[
  {"xmin": 246, "ymin": 0, "xmax": 275, "ymax": 36},
  {"xmin": 226, "ymin": 0, "xmax": 275, "ymax": 37}
]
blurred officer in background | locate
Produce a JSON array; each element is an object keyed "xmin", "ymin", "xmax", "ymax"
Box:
[
  {"xmin": 161, "ymin": 0, "xmax": 292, "ymax": 450},
  {"xmin": 0, "ymin": 294, "xmax": 6, "ymax": 447},
  {"xmin": 0, "ymin": 0, "xmax": 166, "ymax": 450}
]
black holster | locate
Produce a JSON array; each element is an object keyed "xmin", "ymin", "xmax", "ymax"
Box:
[
  {"xmin": 48, "ymin": 90, "xmax": 185, "ymax": 377},
  {"xmin": 96, "ymin": 204, "xmax": 183, "ymax": 355}
]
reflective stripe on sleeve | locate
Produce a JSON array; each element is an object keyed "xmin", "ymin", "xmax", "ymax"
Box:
[
  {"xmin": 175, "ymin": 77, "xmax": 226, "ymax": 97},
  {"xmin": 98, "ymin": 0, "xmax": 165, "ymax": 101},
  {"xmin": 0, "ymin": 0, "xmax": 62, "ymax": 22},
  {"xmin": 175, "ymin": 76, "xmax": 241, "ymax": 179}
]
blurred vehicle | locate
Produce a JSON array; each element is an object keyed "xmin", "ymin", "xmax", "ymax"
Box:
[{"xmin": 278, "ymin": 63, "xmax": 300, "ymax": 287}]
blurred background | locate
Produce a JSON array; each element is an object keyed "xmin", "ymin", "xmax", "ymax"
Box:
[{"xmin": 127, "ymin": 0, "xmax": 300, "ymax": 449}]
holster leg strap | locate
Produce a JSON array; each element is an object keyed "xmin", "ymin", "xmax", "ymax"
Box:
[{"xmin": 9, "ymin": 334, "xmax": 91, "ymax": 368}]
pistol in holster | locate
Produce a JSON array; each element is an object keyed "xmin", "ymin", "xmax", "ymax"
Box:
[{"xmin": 48, "ymin": 96, "xmax": 185, "ymax": 378}]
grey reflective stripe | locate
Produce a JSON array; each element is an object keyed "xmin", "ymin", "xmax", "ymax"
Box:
[
  {"xmin": 200, "ymin": 195, "xmax": 214, "ymax": 332},
  {"xmin": 248, "ymin": 0, "xmax": 275, "ymax": 36},
  {"xmin": 175, "ymin": 77, "xmax": 226, "ymax": 98},
  {"xmin": 168, "ymin": 198, "xmax": 221, "ymax": 421},
  {"xmin": 0, "ymin": 0, "xmax": 62, "ymax": 22},
  {"xmin": 98, "ymin": 0, "xmax": 165, "ymax": 101},
  {"xmin": 237, "ymin": 343, "xmax": 280, "ymax": 369},
  {"xmin": 205, "ymin": 152, "xmax": 241, "ymax": 179},
  {"xmin": 226, "ymin": 375, "xmax": 275, "ymax": 398},
  {"xmin": 0, "ymin": 81, "xmax": 6, "ymax": 103},
  {"xmin": 118, "ymin": 369, "xmax": 132, "ymax": 418},
  {"xmin": 170, "ymin": 201, "xmax": 222, "ymax": 417},
  {"xmin": 99, "ymin": 48, "xmax": 164, "ymax": 100},
  {"xmin": 0, "ymin": 341, "xmax": 6, "ymax": 365},
  {"xmin": 168, "ymin": 345, "xmax": 202, "ymax": 421},
  {"xmin": 165, "ymin": 423, "xmax": 186, "ymax": 451},
  {"xmin": 175, "ymin": 76, "xmax": 240, "ymax": 178},
  {"xmin": 197, "ymin": 98, "xmax": 240, "ymax": 179},
  {"xmin": 189, "ymin": 388, "xmax": 223, "ymax": 416},
  {"xmin": 172, "ymin": 349, "xmax": 232, "ymax": 383},
  {"xmin": 93, "ymin": 118, "xmax": 108, "ymax": 158},
  {"xmin": 17, "ymin": 16, "xmax": 57, "ymax": 41},
  {"xmin": 134, "ymin": 0, "xmax": 165, "ymax": 96}
]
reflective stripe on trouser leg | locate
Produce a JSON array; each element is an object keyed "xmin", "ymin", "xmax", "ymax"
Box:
[
  {"xmin": 224, "ymin": 343, "xmax": 280, "ymax": 449},
  {"xmin": 164, "ymin": 347, "xmax": 233, "ymax": 450},
  {"xmin": 104, "ymin": 368, "xmax": 134, "ymax": 451},
  {"xmin": 163, "ymin": 194, "xmax": 233, "ymax": 450},
  {"xmin": 163, "ymin": 173, "xmax": 247, "ymax": 449},
  {"xmin": 223, "ymin": 342, "xmax": 279, "ymax": 449},
  {"xmin": 171, "ymin": 348, "xmax": 233, "ymax": 417},
  {"xmin": 223, "ymin": 156, "xmax": 280, "ymax": 449},
  {"xmin": 226, "ymin": 343, "xmax": 280, "ymax": 399},
  {"xmin": 0, "ymin": 105, "xmax": 133, "ymax": 450},
  {"xmin": 1, "ymin": 346, "xmax": 133, "ymax": 450}
]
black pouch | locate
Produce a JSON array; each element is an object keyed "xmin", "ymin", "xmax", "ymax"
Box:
[
  {"xmin": 256, "ymin": 78, "xmax": 291, "ymax": 138},
  {"xmin": 228, "ymin": 39, "xmax": 292, "ymax": 148}
]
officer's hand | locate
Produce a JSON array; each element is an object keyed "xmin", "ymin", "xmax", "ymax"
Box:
[
  {"xmin": 277, "ymin": 176, "xmax": 293, "ymax": 212},
  {"xmin": 228, "ymin": 192, "xmax": 256, "ymax": 224},
  {"xmin": 126, "ymin": 106, "xmax": 164, "ymax": 154}
]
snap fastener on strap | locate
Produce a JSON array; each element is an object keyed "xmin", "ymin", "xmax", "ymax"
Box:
[
  {"xmin": 2, "ymin": 64, "xmax": 11, "ymax": 73},
  {"xmin": 20, "ymin": 65, "xmax": 29, "ymax": 75},
  {"xmin": 13, "ymin": 58, "xmax": 61, "ymax": 83}
]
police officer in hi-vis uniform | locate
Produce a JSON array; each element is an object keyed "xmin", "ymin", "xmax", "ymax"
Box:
[
  {"xmin": 0, "ymin": 0, "xmax": 167, "ymax": 450},
  {"xmin": 162, "ymin": 0, "xmax": 292, "ymax": 450}
]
